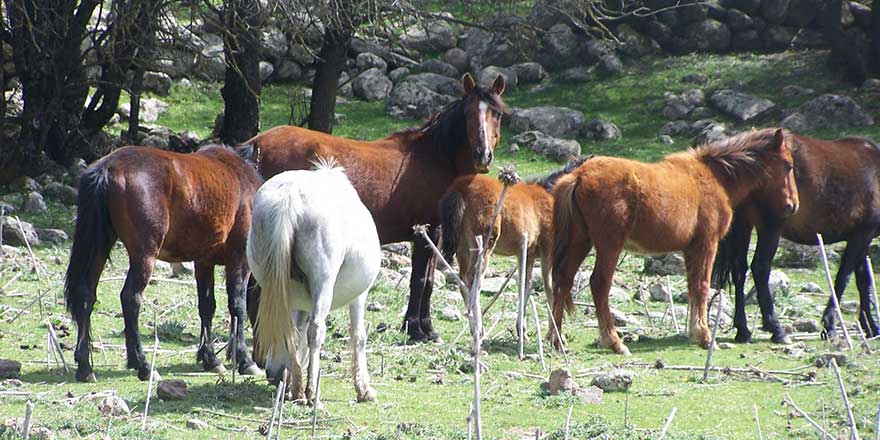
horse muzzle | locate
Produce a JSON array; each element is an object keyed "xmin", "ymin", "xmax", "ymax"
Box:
[{"xmin": 784, "ymin": 201, "xmax": 799, "ymax": 217}]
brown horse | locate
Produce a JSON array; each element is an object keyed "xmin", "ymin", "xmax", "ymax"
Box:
[
  {"xmin": 247, "ymin": 73, "xmax": 507, "ymax": 342},
  {"xmin": 64, "ymin": 145, "xmax": 263, "ymax": 382},
  {"xmin": 713, "ymin": 133, "xmax": 880, "ymax": 343},
  {"xmin": 439, "ymin": 156, "xmax": 591, "ymax": 328},
  {"xmin": 551, "ymin": 129, "xmax": 799, "ymax": 354}
]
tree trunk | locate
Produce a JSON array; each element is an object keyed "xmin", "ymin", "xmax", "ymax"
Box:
[
  {"xmin": 219, "ymin": 0, "xmax": 263, "ymax": 145},
  {"xmin": 307, "ymin": 31, "xmax": 350, "ymax": 134},
  {"xmin": 823, "ymin": 0, "xmax": 869, "ymax": 83},
  {"xmin": 873, "ymin": 0, "xmax": 880, "ymax": 73}
]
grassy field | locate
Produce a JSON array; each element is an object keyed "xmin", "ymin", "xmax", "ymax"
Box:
[{"xmin": 2, "ymin": 50, "xmax": 880, "ymax": 439}]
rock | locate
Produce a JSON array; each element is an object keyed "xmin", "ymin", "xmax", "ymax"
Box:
[
  {"xmin": 683, "ymin": 19, "xmax": 731, "ymax": 52},
  {"xmin": 659, "ymin": 134, "xmax": 674, "ymax": 144},
  {"xmin": 746, "ymin": 270, "xmax": 790, "ymax": 304},
  {"xmin": 480, "ymin": 276, "xmax": 509, "ymax": 293},
  {"xmin": 186, "ymin": 419, "xmax": 209, "ymax": 430},
  {"xmin": 693, "ymin": 120, "xmax": 732, "ymax": 145},
  {"xmin": 388, "ymin": 67, "xmax": 410, "ymax": 84},
  {"xmin": 590, "ymin": 369, "xmax": 633, "ymax": 392},
  {"xmin": 143, "ymin": 71, "xmax": 172, "ymax": 96},
  {"xmin": 509, "ymin": 106, "xmax": 584, "ymax": 139},
  {"xmin": 157, "ymin": 380, "xmax": 188, "ymax": 401},
  {"xmin": 643, "ymin": 253, "xmax": 685, "ymax": 276},
  {"xmin": 401, "ymin": 20, "xmax": 457, "ymax": 52},
  {"xmin": 726, "ymin": 8, "xmax": 755, "ymax": 31},
  {"xmin": 861, "ymin": 78, "xmax": 880, "ymax": 94},
  {"xmin": 439, "ymin": 304, "xmax": 462, "ymax": 321},
  {"xmin": 840, "ymin": 300, "xmax": 858, "ymax": 314},
  {"xmin": 22, "ymin": 191, "xmax": 47, "ymax": 214},
  {"xmin": 170, "ymin": 262, "xmax": 193, "ymax": 277},
  {"xmin": 786, "ymin": 0, "xmax": 820, "ymax": 26},
  {"xmin": 355, "ymin": 52, "xmax": 387, "ymax": 73},
  {"xmin": 762, "ymin": 25, "xmax": 796, "ymax": 49},
  {"xmin": 418, "ymin": 59, "xmax": 458, "ymax": 78},
  {"xmin": 599, "ymin": 54, "xmax": 624, "ymax": 76},
  {"xmin": 780, "ymin": 112, "xmax": 810, "ymax": 132},
  {"xmin": 37, "ymin": 228, "xmax": 68, "ymax": 244},
  {"xmin": 760, "ymin": 0, "xmax": 790, "ymax": 24},
  {"xmin": 510, "ymin": 62, "xmax": 547, "ymax": 84},
  {"xmin": 460, "ymin": 28, "xmax": 519, "ymax": 71},
  {"xmin": 443, "ymin": 48, "xmax": 469, "ymax": 73},
  {"xmin": 541, "ymin": 368, "xmax": 580, "ymax": 395},
  {"xmin": 258, "ymin": 61, "xmax": 274, "ymax": 82},
  {"xmin": 43, "ymin": 182, "xmax": 78, "ymax": 205},
  {"xmin": 731, "ymin": 29, "xmax": 764, "ymax": 51},
  {"xmin": 645, "ymin": 20, "xmax": 674, "ymax": 46},
  {"xmin": 97, "ymin": 395, "xmax": 130, "ymax": 417},
  {"xmin": 385, "ymin": 81, "xmax": 456, "ymax": 120},
  {"xmin": 788, "ymin": 94, "xmax": 874, "ymax": 130},
  {"xmin": 11, "ymin": 176, "xmax": 41, "ymax": 193},
  {"xmin": 119, "ymin": 97, "xmax": 169, "ymax": 123},
  {"xmin": 660, "ymin": 120, "xmax": 692, "ymax": 137},
  {"xmin": 611, "ymin": 308, "xmax": 630, "ymax": 326},
  {"xmin": 800, "ymin": 282, "xmax": 823, "ymax": 293},
  {"xmin": 710, "ymin": 89, "xmax": 775, "ymax": 121},
  {"xmin": 260, "ymin": 26, "xmax": 288, "ymax": 61},
  {"xmin": 366, "ymin": 302, "xmax": 385, "ymax": 312},
  {"xmin": 557, "ymin": 66, "xmax": 594, "ymax": 83},
  {"xmin": 815, "ymin": 352, "xmax": 848, "ymax": 368},
  {"xmin": 648, "ymin": 282, "xmax": 673, "ymax": 302},
  {"xmin": 616, "ymin": 24, "xmax": 658, "ymax": 57},
  {"xmin": 678, "ymin": 1, "xmax": 708, "ymax": 23},
  {"xmin": 273, "ymin": 60, "xmax": 302, "ymax": 82},
  {"xmin": 478, "ymin": 65, "xmax": 517, "ymax": 89},
  {"xmin": 400, "ymin": 73, "xmax": 462, "ymax": 96},
  {"xmin": 352, "ymin": 68, "xmax": 392, "ymax": 101},
  {"xmin": 775, "ymin": 239, "xmax": 820, "ymax": 268},
  {"xmin": 541, "ymin": 23, "xmax": 581, "ymax": 68},
  {"xmin": 509, "ymin": 131, "xmax": 581, "ymax": 162},
  {"xmin": 288, "ymin": 44, "xmax": 315, "ymax": 66},
  {"xmin": 582, "ymin": 119, "xmax": 622, "ymax": 141},
  {"xmin": 718, "ymin": 342, "xmax": 735, "ymax": 349},
  {"xmin": 793, "ymin": 319, "xmax": 821, "ymax": 333},
  {"xmin": 2, "ymin": 216, "xmax": 39, "ymax": 247},
  {"xmin": 782, "ymin": 85, "xmax": 815, "ymax": 98},
  {"xmin": 578, "ymin": 385, "xmax": 605, "ymax": 404},
  {"xmin": 0, "ymin": 359, "xmax": 21, "ymax": 379},
  {"xmin": 662, "ymin": 89, "xmax": 705, "ymax": 119}
]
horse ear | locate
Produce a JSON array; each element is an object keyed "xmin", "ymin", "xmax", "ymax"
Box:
[
  {"xmin": 773, "ymin": 128, "xmax": 785, "ymax": 151},
  {"xmin": 235, "ymin": 142, "xmax": 259, "ymax": 163},
  {"xmin": 492, "ymin": 74, "xmax": 506, "ymax": 96},
  {"xmin": 462, "ymin": 73, "xmax": 476, "ymax": 95}
]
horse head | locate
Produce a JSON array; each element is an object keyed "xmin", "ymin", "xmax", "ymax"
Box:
[
  {"xmin": 458, "ymin": 73, "xmax": 507, "ymax": 173},
  {"xmin": 758, "ymin": 129, "xmax": 799, "ymax": 218}
]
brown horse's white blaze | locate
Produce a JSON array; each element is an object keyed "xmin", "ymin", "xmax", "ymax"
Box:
[{"xmin": 550, "ymin": 128, "xmax": 798, "ymax": 354}]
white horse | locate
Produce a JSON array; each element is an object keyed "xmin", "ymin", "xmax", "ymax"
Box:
[{"xmin": 247, "ymin": 158, "xmax": 380, "ymax": 404}]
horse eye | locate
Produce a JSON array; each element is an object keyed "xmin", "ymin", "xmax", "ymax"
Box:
[{"xmin": 492, "ymin": 110, "xmax": 502, "ymax": 118}]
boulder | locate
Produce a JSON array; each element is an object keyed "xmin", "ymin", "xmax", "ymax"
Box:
[
  {"xmin": 643, "ymin": 253, "xmax": 685, "ymax": 275},
  {"xmin": 693, "ymin": 120, "xmax": 733, "ymax": 145},
  {"xmin": 355, "ymin": 52, "xmax": 387, "ymax": 73},
  {"xmin": 509, "ymin": 131, "xmax": 581, "ymax": 162},
  {"xmin": 418, "ymin": 59, "xmax": 458, "ymax": 78},
  {"xmin": 258, "ymin": 61, "xmax": 274, "ymax": 82},
  {"xmin": 732, "ymin": 30, "xmax": 764, "ymax": 50},
  {"xmin": 143, "ymin": 71, "xmax": 172, "ymax": 96},
  {"xmin": 186, "ymin": 419, "xmax": 209, "ymax": 430},
  {"xmin": 598, "ymin": 54, "xmax": 624, "ymax": 76},
  {"xmin": 388, "ymin": 67, "xmax": 410, "ymax": 84},
  {"xmin": 288, "ymin": 44, "xmax": 316, "ymax": 66},
  {"xmin": 746, "ymin": 270, "xmax": 790, "ymax": 304},
  {"xmin": 590, "ymin": 369, "xmax": 633, "ymax": 392},
  {"xmin": 443, "ymin": 48, "xmax": 469, "ymax": 73},
  {"xmin": 786, "ymin": 0, "xmax": 820, "ymax": 27},
  {"xmin": 37, "ymin": 228, "xmax": 68, "ymax": 244},
  {"xmin": 273, "ymin": 60, "xmax": 302, "ymax": 82},
  {"xmin": 557, "ymin": 66, "xmax": 594, "ymax": 83},
  {"xmin": 660, "ymin": 120, "xmax": 693, "ymax": 137},
  {"xmin": 157, "ymin": 380, "xmax": 188, "ymax": 401},
  {"xmin": 793, "ymin": 319, "xmax": 821, "ymax": 333},
  {"xmin": 509, "ymin": 106, "xmax": 584, "ymax": 139},
  {"xmin": 23, "ymin": 191, "xmax": 47, "ymax": 214},
  {"xmin": 760, "ymin": 0, "xmax": 790, "ymax": 24},
  {"xmin": 478, "ymin": 66, "xmax": 517, "ymax": 89},
  {"xmin": 352, "ymin": 68, "xmax": 392, "ymax": 101},
  {"xmin": 762, "ymin": 25, "xmax": 796, "ymax": 49},
  {"xmin": 730, "ymin": 0, "xmax": 762, "ymax": 14},
  {"xmin": 97, "ymin": 396, "xmax": 130, "ymax": 417},
  {"xmin": 260, "ymin": 26, "xmax": 288, "ymax": 61},
  {"xmin": 710, "ymin": 89, "xmax": 775, "ymax": 121},
  {"xmin": 646, "ymin": 20, "xmax": 674, "ymax": 46},
  {"xmin": 616, "ymin": 24, "xmax": 658, "ymax": 57},
  {"xmin": 439, "ymin": 304, "xmax": 463, "ymax": 321},
  {"xmin": 460, "ymin": 28, "xmax": 519, "ymax": 71},
  {"xmin": 385, "ymin": 81, "xmax": 456, "ymax": 120},
  {"xmin": 511, "ymin": 62, "xmax": 547, "ymax": 84},
  {"xmin": 815, "ymin": 352, "xmax": 848, "ymax": 368},
  {"xmin": 726, "ymin": 8, "xmax": 755, "ymax": 31},
  {"xmin": 541, "ymin": 368, "xmax": 580, "ymax": 395},
  {"xmin": 678, "ymin": 1, "xmax": 708, "ymax": 23},
  {"xmin": 683, "ymin": 19, "xmax": 731, "ymax": 52},
  {"xmin": 0, "ymin": 359, "xmax": 21, "ymax": 379},
  {"xmin": 541, "ymin": 23, "xmax": 581, "ymax": 68},
  {"xmin": 800, "ymin": 282, "xmax": 823, "ymax": 293},
  {"xmin": 582, "ymin": 119, "xmax": 622, "ymax": 141},
  {"xmin": 786, "ymin": 94, "xmax": 874, "ymax": 130},
  {"xmin": 171, "ymin": 262, "xmax": 194, "ymax": 278},
  {"xmin": 401, "ymin": 20, "xmax": 457, "ymax": 52},
  {"xmin": 782, "ymin": 85, "xmax": 815, "ymax": 98},
  {"xmin": 118, "ymin": 98, "xmax": 169, "ymax": 123},
  {"xmin": 775, "ymin": 239, "xmax": 820, "ymax": 268},
  {"xmin": 10, "ymin": 176, "xmax": 41, "ymax": 192},
  {"xmin": 400, "ymin": 73, "xmax": 462, "ymax": 97}
]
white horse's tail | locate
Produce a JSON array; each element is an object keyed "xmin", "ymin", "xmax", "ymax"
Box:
[{"xmin": 247, "ymin": 195, "xmax": 298, "ymax": 364}]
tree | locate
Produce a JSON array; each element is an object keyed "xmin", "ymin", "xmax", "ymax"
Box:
[{"xmin": 218, "ymin": 0, "xmax": 265, "ymax": 144}]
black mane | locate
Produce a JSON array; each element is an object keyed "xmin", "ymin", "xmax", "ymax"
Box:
[{"xmin": 532, "ymin": 154, "xmax": 592, "ymax": 192}]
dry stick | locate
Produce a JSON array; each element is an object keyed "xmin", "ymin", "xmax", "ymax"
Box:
[
  {"xmin": 466, "ymin": 402, "xmax": 473, "ymax": 440},
  {"xmin": 817, "ymin": 233, "xmax": 855, "ymax": 355},
  {"xmin": 702, "ymin": 293, "xmax": 725, "ymax": 382},
  {"xmin": 753, "ymin": 404, "xmax": 763, "ymax": 440},
  {"xmin": 23, "ymin": 400, "xmax": 33, "ymax": 440},
  {"xmin": 545, "ymin": 301, "xmax": 570, "ymax": 363},
  {"xmin": 8, "ymin": 289, "xmax": 48, "ymax": 323},
  {"xmin": 141, "ymin": 318, "xmax": 159, "ymax": 431},
  {"xmin": 563, "ymin": 403, "xmax": 573, "ymax": 440},
  {"xmin": 99, "ymin": 276, "xmax": 195, "ymax": 286},
  {"xmin": 874, "ymin": 401, "xmax": 880, "ymax": 440},
  {"xmin": 528, "ymin": 295, "xmax": 547, "ymax": 371},
  {"xmin": 469, "ymin": 236, "xmax": 486, "ymax": 440},
  {"xmin": 266, "ymin": 369, "xmax": 287, "ymax": 440},
  {"xmin": 639, "ymin": 284, "xmax": 655, "ymax": 331},
  {"xmin": 517, "ymin": 233, "xmax": 528, "ymax": 360},
  {"xmin": 666, "ymin": 275, "xmax": 680, "ymax": 334},
  {"xmin": 15, "ymin": 216, "xmax": 39, "ymax": 277},
  {"xmin": 231, "ymin": 317, "xmax": 237, "ymax": 386},
  {"xmin": 783, "ymin": 394, "xmax": 833, "ymax": 439},
  {"xmin": 866, "ymin": 257, "xmax": 880, "ymax": 336},
  {"xmin": 481, "ymin": 267, "xmax": 517, "ymax": 318},
  {"xmin": 831, "ymin": 358, "xmax": 861, "ymax": 440},
  {"xmin": 1, "ymin": 271, "xmax": 22, "ymax": 292},
  {"xmin": 658, "ymin": 407, "xmax": 677, "ymax": 440},
  {"xmin": 311, "ymin": 369, "xmax": 321, "ymax": 439},
  {"xmin": 855, "ymin": 317, "xmax": 873, "ymax": 354},
  {"xmin": 46, "ymin": 321, "xmax": 69, "ymax": 374},
  {"xmin": 275, "ymin": 373, "xmax": 288, "ymax": 440}
]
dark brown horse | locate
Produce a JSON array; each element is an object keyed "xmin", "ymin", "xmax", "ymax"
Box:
[
  {"xmin": 551, "ymin": 129, "xmax": 798, "ymax": 354},
  {"xmin": 64, "ymin": 144, "xmax": 263, "ymax": 382},
  {"xmin": 713, "ymin": 133, "xmax": 880, "ymax": 343},
  {"xmin": 247, "ymin": 73, "xmax": 507, "ymax": 342}
]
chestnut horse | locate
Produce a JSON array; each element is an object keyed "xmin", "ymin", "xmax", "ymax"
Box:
[
  {"xmin": 551, "ymin": 129, "xmax": 799, "ymax": 354},
  {"xmin": 64, "ymin": 145, "xmax": 263, "ymax": 382},
  {"xmin": 439, "ymin": 156, "xmax": 591, "ymax": 327},
  {"xmin": 247, "ymin": 73, "xmax": 507, "ymax": 342},
  {"xmin": 712, "ymin": 133, "xmax": 880, "ymax": 343}
]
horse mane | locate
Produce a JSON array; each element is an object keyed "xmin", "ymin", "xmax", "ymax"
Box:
[
  {"xmin": 310, "ymin": 155, "xmax": 344, "ymax": 174},
  {"xmin": 531, "ymin": 154, "xmax": 593, "ymax": 192},
  {"xmin": 197, "ymin": 143, "xmax": 262, "ymax": 181},
  {"xmin": 690, "ymin": 128, "xmax": 780, "ymax": 179}
]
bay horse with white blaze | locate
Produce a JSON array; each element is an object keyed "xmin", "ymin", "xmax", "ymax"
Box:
[
  {"xmin": 248, "ymin": 159, "xmax": 380, "ymax": 404},
  {"xmin": 551, "ymin": 129, "xmax": 799, "ymax": 354},
  {"xmin": 64, "ymin": 145, "xmax": 263, "ymax": 382},
  {"xmin": 713, "ymin": 133, "xmax": 880, "ymax": 343},
  {"xmin": 247, "ymin": 73, "xmax": 507, "ymax": 343}
]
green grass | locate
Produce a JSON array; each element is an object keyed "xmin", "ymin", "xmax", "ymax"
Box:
[{"xmin": 3, "ymin": 50, "xmax": 880, "ymax": 439}]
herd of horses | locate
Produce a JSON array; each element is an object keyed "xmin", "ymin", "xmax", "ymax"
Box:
[{"xmin": 60, "ymin": 72, "xmax": 880, "ymax": 403}]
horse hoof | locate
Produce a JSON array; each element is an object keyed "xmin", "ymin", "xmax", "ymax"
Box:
[
  {"xmin": 734, "ymin": 331, "xmax": 752, "ymax": 344},
  {"xmin": 617, "ymin": 346, "xmax": 632, "ymax": 356},
  {"xmin": 151, "ymin": 370, "xmax": 162, "ymax": 382},
  {"xmin": 771, "ymin": 334, "xmax": 792, "ymax": 345},
  {"xmin": 357, "ymin": 387, "xmax": 378, "ymax": 403},
  {"xmin": 241, "ymin": 364, "xmax": 263, "ymax": 376},
  {"xmin": 210, "ymin": 364, "xmax": 227, "ymax": 375},
  {"xmin": 77, "ymin": 372, "xmax": 97, "ymax": 383}
]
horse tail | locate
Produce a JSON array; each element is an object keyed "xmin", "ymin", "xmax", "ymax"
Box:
[
  {"xmin": 551, "ymin": 174, "xmax": 581, "ymax": 316},
  {"xmin": 64, "ymin": 165, "xmax": 116, "ymax": 322},
  {"xmin": 440, "ymin": 190, "xmax": 465, "ymax": 263},
  {"xmin": 711, "ymin": 230, "xmax": 736, "ymax": 291},
  {"xmin": 247, "ymin": 195, "xmax": 298, "ymax": 364},
  {"xmin": 539, "ymin": 233, "xmax": 555, "ymax": 310}
]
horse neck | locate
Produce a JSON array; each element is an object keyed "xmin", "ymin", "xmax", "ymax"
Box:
[
  {"xmin": 703, "ymin": 161, "xmax": 761, "ymax": 209},
  {"xmin": 397, "ymin": 127, "xmax": 467, "ymax": 176}
]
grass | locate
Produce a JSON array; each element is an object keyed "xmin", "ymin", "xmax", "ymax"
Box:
[{"xmin": 2, "ymin": 50, "xmax": 880, "ymax": 439}]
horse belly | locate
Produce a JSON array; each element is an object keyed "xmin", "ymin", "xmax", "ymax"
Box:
[{"xmin": 331, "ymin": 253, "xmax": 380, "ymax": 309}]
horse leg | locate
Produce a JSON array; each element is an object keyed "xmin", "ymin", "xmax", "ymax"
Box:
[
  {"xmin": 350, "ymin": 291, "xmax": 377, "ymax": 402},
  {"xmin": 194, "ymin": 262, "xmax": 223, "ymax": 373},
  {"xmin": 822, "ymin": 229, "xmax": 873, "ymax": 339},
  {"xmin": 751, "ymin": 224, "xmax": 789, "ymax": 343},
  {"xmin": 517, "ymin": 254, "xmax": 536, "ymax": 343},
  {"xmin": 287, "ymin": 310, "xmax": 309, "ymax": 402},
  {"xmin": 246, "ymin": 276, "xmax": 264, "ymax": 368},
  {"xmin": 591, "ymin": 245, "xmax": 628, "ymax": 354},
  {"xmin": 225, "ymin": 263, "xmax": 260, "ymax": 375},
  {"xmin": 72, "ymin": 254, "xmax": 110, "ymax": 383},
  {"xmin": 855, "ymin": 256, "xmax": 880, "ymax": 337},
  {"xmin": 417, "ymin": 225, "xmax": 441, "ymax": 341},
  {"xmin": 684, "ymin": 243, "xmax": 718, "ymax": 349},
  {"xmin": 726, "ymin": 219, "xmax": 753, "ymax": 343},
  {"xmin": 305, "ymin": 280, "xmax": 334, "ymax": 405},
  {"xmin": 120, "ymin": 254, "xmax": 157, "ymax": 381},
  {"xmin": 549, "ymin": 240, "xmax": 591, "ymax": 352},
  {"xmin": 402, "ymin": 234, "xmax": 430, "ymax": 342}
]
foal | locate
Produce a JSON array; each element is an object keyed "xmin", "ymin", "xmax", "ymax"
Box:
[
  {"xmin": 248, "ymin": 158, "xmax": 380, "ymax": 404},
  {"xmin": 551, "ymin": 129, "xmax": 798, "ymax": 354}
]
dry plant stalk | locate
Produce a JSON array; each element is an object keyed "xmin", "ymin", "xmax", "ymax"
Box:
[
  {"xmin": 817, "ymin": 233, "xmax": 855, "ymax": 354},
  {"xmin": 517, "ymin": 232, "xmax": 528, "ymax": 359},
  {"xmin": 141, "ymin": 323, "xmax": 159, "ymax": 431},
  {"xmin": 702, "ymin": 293, "xmax": 725, "ymax": 382},
  {"xmin": 830, "ymin": 358, "xmax": 860, "ymax": 440}
]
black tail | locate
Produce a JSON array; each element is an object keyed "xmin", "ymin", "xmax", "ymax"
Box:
[
  {"xmin": 711, "ymin": 227, "xmax": 736, "ymax": 291},
  {"xmin": 439, "ymin": 191, "xmax": 465, "ymax": 263},
  {"xmin": 64, "ymin": 165, "xmax": 117, "ymax": 321}
]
